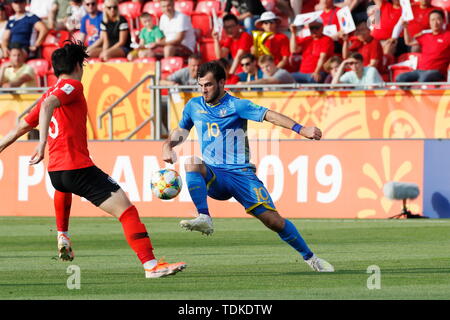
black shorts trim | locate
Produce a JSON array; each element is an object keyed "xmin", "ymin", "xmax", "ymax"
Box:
[{"xmin": 49, "ymin": 166, "xmax": 121, "ymax": 207}]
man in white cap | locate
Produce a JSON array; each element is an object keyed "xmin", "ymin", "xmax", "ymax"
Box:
[
  {"xmin": 289, "ymin": 15, "xmax": 334, "ymax": 83},
  {"xmin": 252, "ymin": 11, "xmax": 290, "ymax": 71}
]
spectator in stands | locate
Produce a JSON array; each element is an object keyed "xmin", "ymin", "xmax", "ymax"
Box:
[
  {"xmin": 29, "ymin": 0, "xmax": 54, "ymax": 25},
  {"xmin": 96, "ymin": 0, "xmax": 131, "ymax": 61},
  {"xmin": 216, "ymin": 58, "xmax": 240, "ymax": 84},
  {"xmin": 371, "ymin": 0, "xmax": 406, "ymax": 57},
  {"xmin": 79, "ymin": 0, "xmax": 103, "ymax": 55},
  {"xmin": 397, "ymin": 10, "xmax": 450, "ymax": 83},
  {"xmin": 342, "ymin": 21, "xmax": 384, "ymax": 72},
  {"xmin": 127, "ymin": 12, "xmax": 164, "ymax": 60},
  {"xmin": 323, "ymin": 55, "xmax": 342, "ymax": 83},
  {"xmin": 224, "ymin": 0, "xmax": 266, "ymax": 34},
  {"xmin": 252, "ymin": 11, "xmax": 290, "ymax": 70},
  {"xmin": 49, "ymin": 0, "xmax": 71, "ymax": 30},
  {"xmin": 316, "ymin": 0, "xmax": 340, "ymax": 32},
  {"xmin": 212, "ymin": 13, "xmax": 253, "ymax": 75},
  {"xmin": 407, "ymin": 0, "xmax": 442, "ymax": 52},
  {"xmin": 0, "ymin": 43, "xmax": 37, "ymax": 88},
  {"xmin": 1, "ymin": 0, "xmax": 48, "ymax": 59},
  {"xmin": 66, "ymin": 0, "xmax": 87, "ymax": 31},
  {"xmin": 332, "ymin": 52, "xmax": 383, "ymax": 87},
  {"xmin": 236, "ymin": 53, "xmax": 264, "ymax": 82},
  {"xmin": 160, "ymin": 53, "xmax": 202, "ymax": 86},
  {"xmin": 157, "ymin": 0, "xmax": 196, "ymax": 58},
  {"xmin": 289, "ymin": 16, "xmax": 334, "ymax": 83},
  {"xmin": 0, "ymin": 4, "xmax": 7, "ymax": 59},
  {"xmin": 244, "ymin": 54, "xmax": 295, "ymax": 85},
  {"xmin": 318, "ymin": 0, "xmax": 368, "ymax": 25}
]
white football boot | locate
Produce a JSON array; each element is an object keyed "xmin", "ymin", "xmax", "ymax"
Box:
[
  {"xmin": 180, "ymin": 214, "xmax": 214, "ymax": 235},
  {"xmin": 57, "ymin": 234, "xmax": 74, "ymax": 261},
  {"xmin": 305, "ymin": 254, "xmax": 335, "ymax": 272}
]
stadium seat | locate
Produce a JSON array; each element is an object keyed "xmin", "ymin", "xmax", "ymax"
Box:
[
  {"xmin": 143, "ymin": 1, "xmax": 163, "ymax": 18},
  {"xmin": 87, "ymin": 58, "xmax": 102, "ymax": 64},
  {"xmin": 119, "ymin": 1, "xmax": 142, "ymax": 19},
  {"xmin": 161, "ymin": 57, "xmax": 184, "ymax": 74},
  {"xmin": 41, "ymin": 45, "xmax": 58, "ymax": 65},
  {"xmin": 107, "ymin": 58, "xmax": 129, "ymax": 63},
  {"xmin": 389, "ymin": 53, "xmax": 422, "ymax": 81},
  {"xmin": 195, "ymin": 0, "xmax": 222, "ymax": 16},
  {"xmin": 43, "ymin": 30, "xmax": 71, "ymax": 48},
  {"xmin": 198, "ymin": 38, "xmax": 216, "ymax": 62},
  {"xmin": 27, "ymin": 59, "xmax": 50, "ymax": 87},
  {"xmin": 175, "ymin": 0, "xmax": 194, "ymax": 16},
  {"xmin": 134, "ymin": 57, "xmax": 157, "ymax": 64},
  {"xmin": 191, "ymin": 12, "xmax": 213, "ymax": 38}
]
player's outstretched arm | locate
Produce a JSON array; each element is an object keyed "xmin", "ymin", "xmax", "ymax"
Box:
[
  {"xmin": 29, "ymin": 95, "xmax": 60, "ymax": 165},
  {"xmin": 162, "ymin": 127, "xmax": 190, "ymax": 164},
  {"xmin": 0, "ymin": 119, "xmax": 34, "ymax": 154},
  {"xmin": 264, "ymin": 110, "xmax": 322, "ymax": 140}
]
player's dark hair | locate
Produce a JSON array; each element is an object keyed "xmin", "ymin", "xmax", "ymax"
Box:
[
  {"xmin": 429, "ymin": 9, "xmax": 444, "ymax": 20},
  {"xmin": 222, "ymin": 13, "xmax": 239, "ymax": 25},
  {"xmin": 197, "ymin": 61, "xmax": 226, "ymax": 82},
  {"xmin": 52, "ymin": 40, "xmax": 89, "ymax": 77}
]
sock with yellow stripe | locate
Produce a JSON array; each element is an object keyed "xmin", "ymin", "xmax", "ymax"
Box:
[
  {"xmin": 186, "ymin": 171, "xmax": 210, "ymax": 216},
  {"xmin": 278, "ymin": 219, "xmax": 313, "ymax": 260}
]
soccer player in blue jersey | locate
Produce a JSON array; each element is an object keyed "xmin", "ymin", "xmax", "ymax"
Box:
[{"xmin": 162, "ymin": 61, "xmax": 334, "ymax": 272}]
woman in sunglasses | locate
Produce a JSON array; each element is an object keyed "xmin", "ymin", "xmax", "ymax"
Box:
[{"xmin": 97, "ymin": 0, "xmax": 131, "ymax": 61}]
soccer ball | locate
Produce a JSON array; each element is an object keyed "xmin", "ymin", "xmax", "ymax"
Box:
[{"xmin": 151, "ymin": 169, "xmax": 182, "ymax": 200}]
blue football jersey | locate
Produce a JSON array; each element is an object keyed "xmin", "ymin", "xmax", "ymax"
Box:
[{"xmin": 178, "ymin": 92, "xmax": 268, "ymax": 169}]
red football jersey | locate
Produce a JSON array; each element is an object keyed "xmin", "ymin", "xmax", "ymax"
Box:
[{"xmin": 24, "ymin": 78, "xmax": 94, "ymax": 171}]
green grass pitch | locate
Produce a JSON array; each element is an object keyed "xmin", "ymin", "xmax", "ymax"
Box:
[{"xmin": 0, "ymin": 217, "xmax": 449, "ymax": 300}]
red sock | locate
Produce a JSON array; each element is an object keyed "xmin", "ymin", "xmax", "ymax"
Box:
[
  {"xmin": 54, "ymin": 191, "xmax": 72, "ymax": 232},
  {"xmin": 119, "ymin": 205, "xmax": 155, "ymax": 264}
]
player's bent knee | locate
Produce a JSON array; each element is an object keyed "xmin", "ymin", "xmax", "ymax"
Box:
[{"xmin": 184, "ymin": 156, "xmax": 204, "ymax": 172}]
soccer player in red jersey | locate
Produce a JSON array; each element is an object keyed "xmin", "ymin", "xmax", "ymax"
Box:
[{"xmin": 2, "ymin": 40, "xmax": 186, "ymax": 278}]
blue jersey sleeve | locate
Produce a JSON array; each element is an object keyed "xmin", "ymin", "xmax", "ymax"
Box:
[
  {"xmin": 178, "ymin": 100, "xmax": 194, "ymax": 130},
  {"xmin": 234, "ymin": 99, "xmax": 268, "ymax": 122},
  {"xmin": 80, "ymin": 16, "xmax": 87, "ymax": 34}
]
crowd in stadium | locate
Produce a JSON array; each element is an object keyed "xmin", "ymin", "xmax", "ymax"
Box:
[{"xmin": 0, "ymin": 0, "xmax": 449, "ymax": 89}]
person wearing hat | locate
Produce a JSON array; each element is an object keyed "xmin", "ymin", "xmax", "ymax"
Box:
[
  {"xmin": 252, "ymin": 11, "xmax": 290, "ymax": 71},
  {"xmin": 2, "ymin": 0, "xmax": 48, "ymax": 58},
  {"xmin": 289, "ymin": 16, "xmax": 334, "ymax": 83}
]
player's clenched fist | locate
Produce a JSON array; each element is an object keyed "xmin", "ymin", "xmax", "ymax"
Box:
[{"xmin": 300, "ymin": 126, "xmax": 322, "ymax": 140}]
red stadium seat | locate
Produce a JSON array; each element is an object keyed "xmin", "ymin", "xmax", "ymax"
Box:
[
  {"xmin": 107, "ymin": 58, "xmax": 129, "ymax": 63},
  {"xmin": 134, "ymin": 57, "xmax": 157, "ymax": 64},
  {"xmin": 191, "ymin": 12, "xmax": 212, "ymax": 38},
  {"xmin": 41, "ymin": 45, "xmax": 58, "ymax": 65},
  {"xmin": 175, "ymin": 0, "xmax": 194, "ymax": 16},
  {"xmin": 119, "ymin": 1, "xmax": 142, "ymax": 19},
  {"xmin": 198, "ymin": 38, "xmax": 216, "ymax": 62},
  {"xmin": 87, "ymin": 58, "xmax": 102, "ymax": 64},
  {"xmin": 389, "ymin": 53, "xmax": 422, "ymax": 81},
  {"xmin": 195, "ymin": 1, "xmax": 222, "ymax": 16},
  {"xmin": 143, "ymin": 1, "xmax": 163, "ymax": 18},
  {"xmin": 27, "ymin": 59, "xmax": 50, "ymax": 86},
  {"xmin": 161, "ymin": 57, "xmax": 184, "ymax": 74}
]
